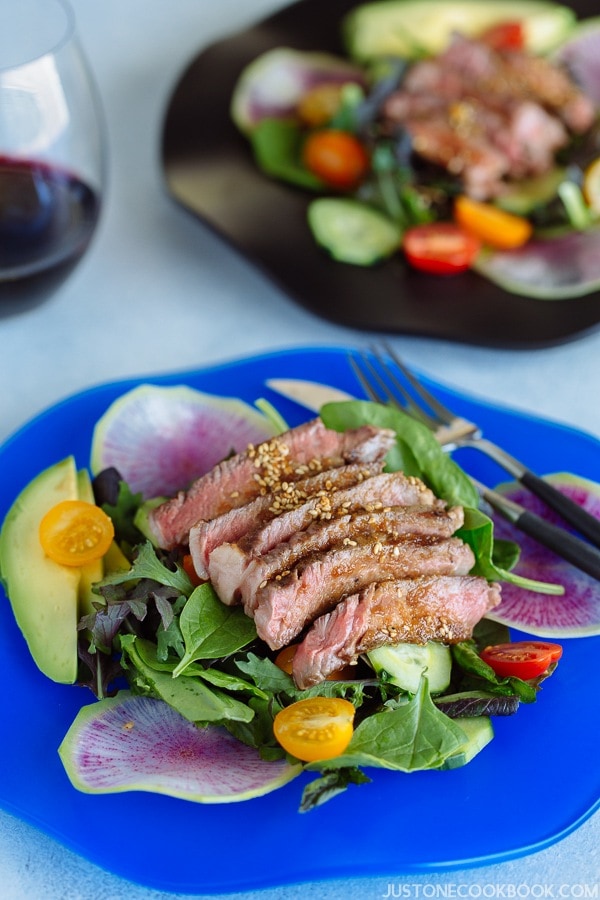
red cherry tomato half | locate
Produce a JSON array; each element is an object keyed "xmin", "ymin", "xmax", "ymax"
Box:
[
  {"xmin": 182, "ymin": 553, "xmax": 203, "ymax": 586},
  {"xmin": 480, "ymin": 641, "xmax": 563, "ymax": 680},
  {"xmin": 403, "ymin": 223, "xmax": 481, "ymax": 275},
  {"xmin": 302, "ymin": 129, "xmax": 370, "ymax": 190},
  {"xmin": 479, "ymin": 21, "xmax": 525, "ymax": 51}
]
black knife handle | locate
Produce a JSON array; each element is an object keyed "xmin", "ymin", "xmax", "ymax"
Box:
[
  {"xmin": 520, "ymin": 471, "xmax": 600, "ymax": 550},
  {"xmin": 517, "ymin": 509, "xmax": 600, "ymax": 581}
]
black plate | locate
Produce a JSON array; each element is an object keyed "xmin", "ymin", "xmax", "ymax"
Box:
[{"xmin": 161, "ymin": 0, "xmax": 600, "ymax": 348}]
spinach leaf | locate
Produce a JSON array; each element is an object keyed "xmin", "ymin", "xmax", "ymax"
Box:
[
  {"xmin": 198, "ymin": 667, "xmax": 269, "ymax": 700},
  {"xmin": 460, "ymin": 508, "xmax": 564, "ymax": 595},
  {"xmin": 250, "ymin": 118, "xmax": 324, "ymax": 190},
  {"xmin": 173, "ymin": 583, "xmax": 257, "ymax": 676},
  {"xmin": 320, "ymin": 400, "xmax": 478, "ymax": 508},
  {"xmin": 310, "ymin": 677, "xmax": 465, "ymax": 772}
]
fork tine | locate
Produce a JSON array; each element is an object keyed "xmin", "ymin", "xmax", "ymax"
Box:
[
  {"xmin": 349, "ymin": 355, "xmax": 388, "ymax": 405},
  {"xmin": 367, "ymin": 345, "xmax": 439, "ymax": 427},
  {"xmin": 351, "ymin": 350, "xmax": 439, "ymax": 429},
  {"xmin": 378, "ymin": 340, "xmax": 456, "ymax": 427}
]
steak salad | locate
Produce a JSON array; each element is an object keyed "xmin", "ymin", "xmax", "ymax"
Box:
[
  {"xmin": 0, "ymin": 388, "xmax": 570, "ymax": 812},
  {"xmin": 231, "ymin": 1, "xmax": 600, "ymax": 298}
]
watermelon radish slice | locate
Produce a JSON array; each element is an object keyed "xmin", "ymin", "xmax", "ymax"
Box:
[
  {"xmin": 473, "ymin": 229, "xmax": 600, "ymax": 300},
  {"xmin": 488, "ymin": 473, "xmax": 600, "ymax": 637},
  {"xmin": 58, "ymin": 693, "xmax": 301, "ymax": 803},
  {"xmin": 90, "ymin": 385, "xmax": 280, "ymax": 499},
  {"xmin": 231, "ymin": 47, "xmax": 366, "ymax": 135},
  {"xmin": 554, "ymin": 17, "xmax": 600, "ymax": 105}
]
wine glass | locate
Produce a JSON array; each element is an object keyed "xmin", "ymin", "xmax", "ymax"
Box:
[{"xmin": 0, "ymin": 0, "xmax": 106, "ymax": 313}]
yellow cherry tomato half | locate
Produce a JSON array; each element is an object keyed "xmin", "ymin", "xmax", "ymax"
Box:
[
  {"xmin": 273, "ymin": 697, "xmax": 355, "ymax": 762},
  {"xmin": 454, "ymin": 195, "xmax": 533, "ymax": 250},
  {"xmin": 583, "ymin": 157, "xmax": 600, "ymax": 215},
  {"xmin": 39, "ymin": 499, "xmax": 115, "ymax": 567}
]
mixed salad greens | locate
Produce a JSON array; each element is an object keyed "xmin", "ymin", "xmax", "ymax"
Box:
[
  {"xmin": 1, "ymin": 385, "xmax": 586, "ymax": 812},
  {"xmin": 231, "ymin": 0, "xmax": 600, "ymax": 299}
]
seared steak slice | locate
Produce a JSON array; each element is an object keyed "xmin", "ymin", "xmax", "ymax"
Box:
[
  {"xmin": 237, "ymin": 504, "xmax": 464, "ymax": 609},
  {"xmin": 292, "ymin": 576, "xmax": 501, "ymax": 688},
  {"xmin": 381, "ymin": 33, "xmax": 595, "ymax": 198},
  {"xmin": 208, "ymin": 471, "xmax": 443, "ymax": 605},
  {"xmin": 189, "ymin": 461, "xmax": 382, "ymax": 579},
  {"xmin": 147, "ymin": 418, "xmax": 395, "ymax": 549},
  {"xmin": 251, "ymin": 535, "xmax": 475, "ymax": 650}
]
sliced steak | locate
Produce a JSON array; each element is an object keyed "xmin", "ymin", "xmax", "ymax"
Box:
[
  {"xmin": 251, "ymin": 535, "xmax": 475, "ymax": 650},
  {"xmin": 208, "ymin": 471, "xmax": 443, "ymax": 605},
  {"xmin": 381, "ymin": 33, "xmax": 596, "ymax": 198},
  {"xmin": 189, "ymin": 461, "xmax": 383, "ymax": 580},
  {"xmin": 293, "ymin": 575, "xmax": 501, "ymax": 688},
  {"xmin": 146, "ymin": 418, "xmax": 395, "ymax": 549},
  {"xmin": 237, "ymin": 504, "xmax": 464, "ymax": 609}
]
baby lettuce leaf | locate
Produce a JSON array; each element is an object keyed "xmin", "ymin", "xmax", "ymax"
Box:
[
  {"xmin": 235, "ymin": 652, "xmax": 368, "ymax": 707},
  {"xmin": 120, "ymin": 635, "xmax": 254, "ymax": 724},
  {"xmin": 235, "ymin": 652, "xmax": 297, "ymax": 697},
  {"xmin": 451, "ymin": 640, "xmax": 538, "ymax": 703},
  {"xmin": 434, "ymin": 691, "xmax": 521, "ymax": 718},
  {"xmin": 100, "ymin": 540, "xmax": 194, "ymax": 596},
  {"xmin": 300, "ymin": 767, "xmax": 371, "ymax": 812},
  {"xmin": 173, "ymin": 583, "xmax": 257, "ymax": 676}
]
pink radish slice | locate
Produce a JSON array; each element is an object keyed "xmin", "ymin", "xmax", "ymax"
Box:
[
  {"xmin": 488, "ymin": 473, "xmax": 600, "ymax": 637},
  {"xmin": 59, "ymin": 693, "xmax": 301, "ymax": 802},
  {"xmin": 90, "ymin": 385, "xmax": 280, "ymax": 499},
  {"xmin": 554, "ymin": 18, "xmax": 600, "ymax": 105},
  {"xmin": 231, "ymin": 48, "xmax": 366, "ymax": 135},
  {"xmin": 474, "ymin": 229, "xmax": 600, "ymax": 300}
]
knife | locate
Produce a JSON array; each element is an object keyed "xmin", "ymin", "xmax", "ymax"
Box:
[
  {"xmin": 266, "ymin": 377, "xmax": 600, "ymax": 581},
  {"xmin": 266, "ymin": 378, "xmax": 354, "ymax": 411}
]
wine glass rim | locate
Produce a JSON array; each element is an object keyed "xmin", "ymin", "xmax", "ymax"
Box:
[{"xmin": 0, "ymin": 0, "xmax": 76, "ymax": 72}]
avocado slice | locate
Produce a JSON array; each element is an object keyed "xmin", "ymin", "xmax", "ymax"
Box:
[
  {"xmin": 77, "ymin": 468, "xmax": 105, "ymax": 618},
  {"xmin": 0, "ymin": 457, "xmax": 99, "ymax": 684},
  {"xmin": 343, "ymin": 0, "xmax": 576, "ymax": 61}
]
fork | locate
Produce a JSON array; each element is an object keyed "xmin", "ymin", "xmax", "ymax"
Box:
[{"xmin": 350, "ymin": 342, "xmax": 600, "ymax": 553}]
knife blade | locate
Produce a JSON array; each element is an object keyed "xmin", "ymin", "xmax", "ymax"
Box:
[{"xmin": 266, "ymin": 378, "xmax": 354, "ymax": 412}]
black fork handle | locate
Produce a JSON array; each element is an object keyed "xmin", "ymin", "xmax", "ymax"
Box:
[
  {"xmin": 519, "ymin": 470, "xmax": 600, "ymax": 550},
  {"xmin": 514, "ymin": 507, "xmax": 600, "ymax": 581},
  {"xmin": 462, "ymin": 437, "xmax": 600, "ymax": 551}
]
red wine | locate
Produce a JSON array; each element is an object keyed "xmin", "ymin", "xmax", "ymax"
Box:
[{"xmin": 0, "ymin": 156, "xmax": 100, "ymax": 309}]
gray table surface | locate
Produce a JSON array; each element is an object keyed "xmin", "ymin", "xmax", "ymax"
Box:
[{"xmin": 0, "ymin": 1, "xmax": 598, "ymax": 897}]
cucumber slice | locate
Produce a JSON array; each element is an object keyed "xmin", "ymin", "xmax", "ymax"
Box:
[
  {"xmin": 496, "ymin": 168, "xmax": 566, "ymax": 216},
  {"xmin": 439, "ymin": 716, "xmax": 494, "ymax": 769},
  {"xmin": 367, "ymin": 641, "xmax": 452, "ymax": 694},
  {"xmin": 343, "ymin": 0, "xmax": 576, "ymax": 61},
  {"xmin": 307, "ymin": 198, "xmax": 401, "ymax": 266}
]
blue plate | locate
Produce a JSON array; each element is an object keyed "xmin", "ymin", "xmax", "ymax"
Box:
[{"xmin": 0, "ymin": 346, "xmax": 599, "ymax": 894}]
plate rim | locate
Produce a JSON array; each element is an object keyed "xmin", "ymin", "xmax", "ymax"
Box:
[{"xmin": 0, "ymin": 344, "xmax": 599, "ymax": 893}]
